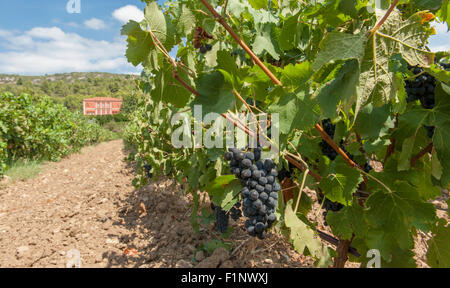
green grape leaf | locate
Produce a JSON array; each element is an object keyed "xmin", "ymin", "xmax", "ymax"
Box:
[
  {"xmin": 284, "ymin": 201, "xmax": 332, "ymax": 267},
  {"xmin": 436, "ymin": 1, "xmax": 449, "ymax": 29},
  {"xmin": 217, "ymin": 50, "xmax": 239, "ymax": 79},
  {"xmin": 427, "ymin": 218, "xmax": 450, "ymax": 268},
  {"xmin": 268, "ymin": 89, "xmax": 320, "ymax": 136},
  {"xmin": 144, "ymin": 1, "xmax": 176, "ymax": 50},
  {"xmin": 205, "ymin": 42, "xmax": 220, "ymax": 67},
  {"xmin": 312, "ymin": 32, "xmax": 367, "ymax": 71},
  {"xmin": 382, "ymin": 158, "xmax": 441, "ymax": 200},
  {"xmin": 176, "ymin": 5, "xmax": 196, "ymax": 36},
  {"xmin": 355, "ymin": 104, "xmax": 394, "ymax": 140},
  {"xmin": 326, "ymin": 204, "xmax": 367, "ymax": 240},
  {"xmin": 278, "ymin": 14, "xmax": 299, "ymax": 51},
  {"xmin": 319, "ymin": 157, "xmax": 363, "ymax": 205},
  {"xmin": 192, "ymin": 71, "xmax": 235, "ymax": 118},
  {"xmin": 205, "ymin": 175, "xmax": 241, "ymax": 211},
  {"xmin": 249, "ymin": 0, "xmax": 268, "ymax": 10},
  {"xmin": 413, "ymin": 0, "xmax": 442, "ymax": 11},
  {"xmin": 316, "ymin": 59, "xmax": 360, "ymax": 118},
  {"xmin": 121, "ymin": 21, "xmax": 153, "ymax": 66},
  {"xmin": 366, "ymin": 181, "xmax": 436, "ymax": 238},
  {"xmin": 252, "ymin": 24, "xmax": 280, "ymax": 60},
  {"xmin": 152, "ymin": 66, "xmax": 192, "ymax": 108},
  {"xmin": 280, "ymin": 62, "xmax": 313, "ymax": 92},
  {"xmin": 431, "ymin": 149, "xmax": 443, "ymax": 180},
  {"xmin": 425, "ymin": 64, "xmax": 450, "ymax": 84},
  {"xmin": 398, "ymin": 136, "xmax": 416, "ymax": 171},
  {"xmin": 429, "ymin": 84, "xmax": 450, "ymax": 185}
]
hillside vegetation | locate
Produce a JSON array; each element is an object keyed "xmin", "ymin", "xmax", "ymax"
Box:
[{"xmin": 0, "ymin": 72, "xmax": 142, "ymax": 112}]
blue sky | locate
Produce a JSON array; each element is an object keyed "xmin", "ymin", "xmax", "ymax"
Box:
[{"xmin": 0, "ymin": 1, "xmax": 448, "ymax": 75}]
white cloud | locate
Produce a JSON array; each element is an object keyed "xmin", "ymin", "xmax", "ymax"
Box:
[
  {"xmin": 429, "ymin": 21, "xmax": 450, "ymax": 52},
  {"xmin": 0, "ymin": 27, "xmax": 140, "ymax": 75},
  {"xmin": 84, "ymin": 18, "xmax": 106, "ymax": 30},
  {"xmin": 112, "ymin": 5, "xmax": 144, "ymax": 24}
]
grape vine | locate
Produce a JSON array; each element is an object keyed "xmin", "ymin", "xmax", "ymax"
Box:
[{"xmin": 123, "ymin": 0, "xmax": 450, "ymax": 268}]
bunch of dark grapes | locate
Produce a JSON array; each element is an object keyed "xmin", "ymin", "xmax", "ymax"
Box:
[
  {"xmin": 319, "ymin": 119, "xmax": 354, "ymax": 161},
  {"xmin": 319, "ymin": 119, "xmax": 338, "ymax": 160},
  {"xmin": 224, "ymin": 147, "xmax": 280, "ymax": 240},
  {"xmin": 277, "ymin": 164, "xmax": 293, "ymax": 182},
  {"xmin": 229, "ymin": 202, "xmax": 242, "ymax": 221},
  {"xmin": 364, "ymin": 162, "xmax": 372, "ymax": 173},
  {"xmin": 405, "ymin": 64, "xmax": 449, "ymax": 138},
  {"xmin": 210, "ymin": 201, "xmax": 241, "ymax": 233},
  {"xmin": 214, "ymin": 206, "xmax": 229, "ymax": 233},
  {"xmin": 193, "ymin": 27, "xmax": 213, "ymax": 54},
  {"xmin": 199, "ymin": 44, "xmax": 212, "ymax": 54},
  {"xmin": 405, "ymin": 66, "xmax": 434, "ymax": 136},
  {"xmin": 143, "ymin": 162, "xmax": 153, "ymax": 179},
  {"xmin": 318, "ymin": 193, "xmax": 343, "ymax": 226},
  {"xmin": 405, "ymin": 66, "xmax": 436, "ymax": 108}
]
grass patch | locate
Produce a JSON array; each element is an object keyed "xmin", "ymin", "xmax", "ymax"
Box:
[{"xmin": 5, "ymin": 160, "xmax": 45, "ymax": 182}]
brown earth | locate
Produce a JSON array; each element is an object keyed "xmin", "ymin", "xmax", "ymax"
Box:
[
  {"xmin": 0, "ymin": 140, "xmax": 313, "ymax": 268},
  {"xmin": 0, "ymin": 140, "xmax": 447, "ymax": 268}
]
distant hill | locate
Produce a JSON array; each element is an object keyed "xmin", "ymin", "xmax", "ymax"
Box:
[{"xmin": 0, "ymin": 72, "xmax": 142, "ymax": 111}]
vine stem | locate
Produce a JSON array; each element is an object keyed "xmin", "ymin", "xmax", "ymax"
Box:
[
  {"xmin": 294, "ymin": 169, "xmax": 309, "ymax": 214},
  {"xmin": 199, "ymin": 0, "xmax": 282, "ymax": 86},
  {"xmin": 360, "ymin": 169, "xmax": 393, "ymax": 194},
  {"xmin": 317, "ymin": 231, "xmax": 360, "ymax": 258},
  {"xmin": 370, "ymin": 0, "xmax": 400, "ymax": 34},
  {"xmin": 314, "ymin": 123, "xmax": 360, "ymax": 169},
  {"xmin": 411, "ymin": 143, "xmax": 433, "ymax": 167},
  {"xmin": 285, "ymin": 152, "xmax": 322, "ymax": 182}
]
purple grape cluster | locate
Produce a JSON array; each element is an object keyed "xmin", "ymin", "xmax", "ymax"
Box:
[
  {"xmin": 211, "ymin": 201, "xmax": 242, "ymax": 234},
  {"xmin": 224, "ymin": 147, "xmax": 280, "ymax": 240},
  {"xmin": 405, "ymin": 64, "xmax": 449, "ymax": 138},
  {"xmin": 318, "ymin": 193, "xmax": 343, "ymax": 226}
]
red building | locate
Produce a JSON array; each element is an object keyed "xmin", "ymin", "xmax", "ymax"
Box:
[{"xmin": 83, "ymin": 97, "xmax": 122, "ymax": 116}]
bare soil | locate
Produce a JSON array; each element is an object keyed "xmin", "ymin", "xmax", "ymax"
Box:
[
  {"xmin": 0, "ymin": 140, "xmax": 312, "ymax": 268},
  {"xmin": 0, "ymin": 140, "xmax": 447, "ymax": 268}
]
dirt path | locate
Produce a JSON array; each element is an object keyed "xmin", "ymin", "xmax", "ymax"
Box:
[{"xmin": 0, "ymin": 140, "xmax": 313, "ymax": 268}]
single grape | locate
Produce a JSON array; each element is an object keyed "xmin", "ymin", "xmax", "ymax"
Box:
[
  {"xmin": 253, "ymin": 199, "xmax": 263, "ymax": 209},
  {"xmin": 267, "ymin": 213, "xmax": 276, "ymax": 223},
  {"xmin": 259, "ymin": 192, "xmax": 269, "ymax": 201},
  {"xmin": 241, "ymin": 169, "xmax": 252, "ymax": 179},
  {"xmin": 245, "ymin": 152, "xmax": 255, "ymax": 161},
  {"xmin": 255, "ymin": 184, "xmax": 264, "ymax": 193},
  {"xmin": 250, "ymin": 190, "xmax": 259, "ymax": 201},
  {"xmin": 269, "ymin": 192, "xmax": 278, "ymax": 199},
  {"xmin": 255, "ymin": 222, "xmax": 265, "ymax": 234},
  {"xmin": 258, "ymin": 177, "xmax": 268, "ymax": 185},
  {"xmin": 272, "ymin": 182, "xmax": 281, "ymax": 192},
  {"xmin": 247, "ymin": 226, "xmax": 256, "ymax": 236},
  {"xmin": 242, "ymin": 159, "xmax": 252, "ymax": 168},
  {"xmin": 264, "ymin": 159, "xmax": 274, "ymax": 171},
  {"xmin": 224, "ymin": 152, "xmax": 233, "ymax": 161}
]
